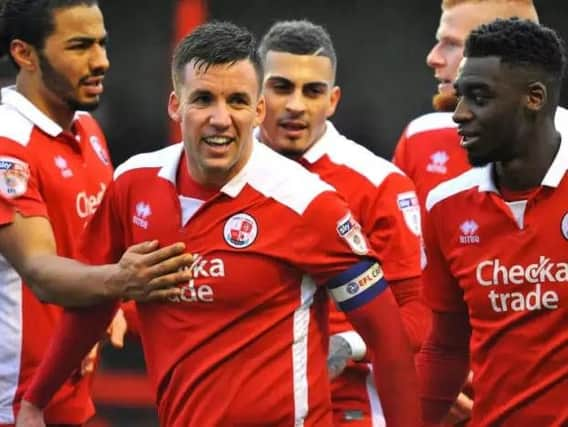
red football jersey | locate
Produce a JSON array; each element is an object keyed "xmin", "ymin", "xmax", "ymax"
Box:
[
  {"xmin": 423, "ymin": 139, "xmax": 568, "ymax": 425},
  {"xmin": 392, "ymin": 112, "xmax": 469, "ymax": 211},
  {"xmin": 76, "ymin": 141, "xmax": 387, "ymax": 426},
  {"xmin": 295, "ymin": 122, "xmax": 422, "ymax": 425},
  {"xmin": 0, "ymin": 87, "xmax": 112, "ymax": 424},
  {"xmin": 393, "ymin": 108, "xmax": 568, "ymax": 211}
]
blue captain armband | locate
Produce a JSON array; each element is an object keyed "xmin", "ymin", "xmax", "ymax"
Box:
[{"xmin": 327, "ymin": 260, "xmax": 388, "ymax": 311}]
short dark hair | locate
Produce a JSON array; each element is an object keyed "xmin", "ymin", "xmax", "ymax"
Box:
[
  {"xmin": 171, "ymin": 21, "xmax": 263, "ymax": 94},
  {"xmin": 258, "ymin": 20, "xmax": 337, "ymax": 79},
  {"xmin": 465, "ymin": 18, "xmax": 566, "ymax": 81},
  {"xmin": 0, "ymin": 0, "xmax": 98, "ymax": 68}
]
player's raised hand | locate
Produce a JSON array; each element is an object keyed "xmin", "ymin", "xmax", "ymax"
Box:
[
  {"xmin": 106, "ymin": 241, "xmax": 195, "ymax": 302},
  {"xmin": 15, "ymin": 400, "xmax": 45, "ymax": 427}
]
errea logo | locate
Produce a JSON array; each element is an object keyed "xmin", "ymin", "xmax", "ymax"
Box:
[
  {"xmin": 459, "ymin": 219, "xmax": 480, "ymax": 244},
  {"xmin": 426, "ymin": 150, "xmax": 449, "ymax": 174},
  {"xmin": 133, "ymin": 202, "xmax": 151, "ymax": 229},
  {"xmin": 54, "ymin": 155, "xmax": 73, "ymax": 178}
]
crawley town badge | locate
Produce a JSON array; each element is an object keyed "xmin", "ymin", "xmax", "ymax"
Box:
[
  {"xmin": 0, "ymin": 156, "xmax": 30, "ymax": 198},
  {"xmin": 224, "ymin": 213, "xmax": 258, "ymax": 248},
  {"xmin": 397, "ymin": 191, "xmax": 422, "ymax": 237},
  {"xmin": 561, "ymin": 213, "xmax": 568, "ymax": 240},
  {"xmin": 336, "ymin": 213, "xmax": 369, "ymax": 255},
  {"xmin": 90, "ymin": 136, "xmax": 110, "ymax": 166}
]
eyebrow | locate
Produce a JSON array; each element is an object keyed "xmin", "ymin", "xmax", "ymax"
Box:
[
  {"xmin": 266, "ymin": 75, "xmax": 329, "ymax": 89},
  {"xmin": 65, "ymin": 34, "xmax": 108, "ymax": 45}
]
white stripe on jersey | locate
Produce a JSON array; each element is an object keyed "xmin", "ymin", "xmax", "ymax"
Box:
[
  {"xmin": 292, "ymin": 275, "xmax": 317, "ymax": 426},
  {"xmin": 404, "ymin": 112, "xmax": 456, "ymax": 138},
  {"xmin": 0, "ymin": 105, "xmax": 34, "ymax": 147},
  {"xmin": 303, "ymin": 122, "xmax": 404, "ymax": 188},
  {"xmin": 426, "ymin": 167, "xmax": 489, "ymax": 212},
  {"xmin": 226, "ymin": 142, "xmax": 335, "ymax": 215},
  {"xmin": 365, "ymin": 366, "xmax": 386, "ymax": 427},
  {"xmin": 0, "ymin": 256, "xmax": 23, "ymax": 423}
]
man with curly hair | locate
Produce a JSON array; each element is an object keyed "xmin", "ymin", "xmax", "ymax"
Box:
[{"xmin": 418, "ymin": 17, "xmax": 568, "ymax": 426}]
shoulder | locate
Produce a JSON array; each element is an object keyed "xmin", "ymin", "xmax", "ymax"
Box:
[
  {"xmin": 404, "ymin": 112, "xmax": 456, "ymax": 139},
  {"xmin": 245, "ymin": 142, "xmax": 336, "ymax": 215},
  {"xmin": 426, "ymin": 167, "xmax": 485, "ymax": 212},
  {"xmin": 322, "ymin": 132, "xmax": 406, "ymax": 188},
  {"xmin": 114, "ymin": 143, "xmax": 181, "ymax": 180},
  {"xmin": 0, "ymin": 104, "xmax": 35, "ymax": 147}
]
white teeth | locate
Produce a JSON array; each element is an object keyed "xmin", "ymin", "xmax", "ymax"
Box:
[{"xmin": 204, "ymin": 136, "xmax": 232, "ymax": 145}]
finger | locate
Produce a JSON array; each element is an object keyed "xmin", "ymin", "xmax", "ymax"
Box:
[
  {"xmin": 145, "ymin": 253, "xmax": 195, "ymax": 281},
  {"xmin": 455, "ymin": 392, "xmax": 474, "ymax": 412},
  {"xmin": 108, "ymin": 310, "xmax": 127, "ymax": 348},
  {"xmin": 81, "ymin": 344, "xmax": 99, "ymax": 375},
  {"xmin": 124, "ymin": 240, "xmax": 160, "ymax": 255},
  {"xmin": 136, "ymin": 287, "xmax": 183, "ymax": 302},
  {"xmin": 140, "ymin": 243, "xmax": 190, "ymax": 267}
]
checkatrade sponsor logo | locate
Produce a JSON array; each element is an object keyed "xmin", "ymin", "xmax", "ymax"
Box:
[
  {"xmin": 76, "ymin": 182, "xmax": 106, "ymax": 218},
  {"xmin": 169, "ymin": 255, "xmax": 225, "ymax": 303},
  {"xmin": 476, "ymin": 257, "xmax": 567, "ymax": 312}
]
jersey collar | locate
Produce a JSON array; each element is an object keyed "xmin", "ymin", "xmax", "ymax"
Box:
[
  {"xmin": 157, "ymin": 139, "xmax": 264, "ymax": 198},
  {"xmin": 302, "ymin": 120, "xmax": 336, "ymax": 164},
  {"xmin": 477, "ymin": 127, "xmax": 568, "ymax": 192},
  {"xmin": 1, "ymin": 85, "xmax": 83, "ymax": 138}
]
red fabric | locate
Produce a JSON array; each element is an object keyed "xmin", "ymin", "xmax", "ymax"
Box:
[
  {"xmin": 390, "ymin": 277, "xmax": 431, "ymax": 352},
  {"xmin": 416, "ymin": 311, "xmax": 470, "ymax": 424},
  {"xmin": 347, "ymin": 289, "xmax": 420, "ymax": 426},
  {"xmin": 0, "ymin": 88, "xmax": 112, "ymax": 424},
  {"xmin": 24, "ymin": 303, "xmax": 118, "ymax": 409},
  {"xmin": 392, "ymin": 112, "xmax": 470, "ymax": 211},
  {"xmin": 422, "ymin": 160, "xmax": 568, "ymax": 425},
  {"xmin": 44, "ymin": 142, "xmax": 392, "ymax": 426},
  {"xmin": 119, "ymin": 301, "xmax": 140, "ymax": 338}
]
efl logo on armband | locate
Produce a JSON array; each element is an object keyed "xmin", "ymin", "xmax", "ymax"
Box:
[{"xmin": 327, "ymin": 261, "xmax": 387, "ymax": 311}]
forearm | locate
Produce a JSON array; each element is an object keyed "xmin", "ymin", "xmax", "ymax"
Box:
[
  {"xmin": 390, "ymin": 277, "xmax": 432, "ymax": 353},
  {"xmin": 416, "ymin": 311, "xmax": 470, "ymax": 424},
  {"xmin": 22, "ymin": 254, "xmax": 117, "ymax": 307},
  {"xmin": 349, "ymin": 289, "xmax": 420, "ymax": 426},
  {"xmin": 24, "ymin": 302, "xmax": 118, "ymax": 408}
]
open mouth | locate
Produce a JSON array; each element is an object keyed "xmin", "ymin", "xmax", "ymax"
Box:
[
  {"xmin": 458, "ymin": 131, "xmax": 479, "ymax": 148},
  {"xmin": 202, "ymin": 136, "xmax": 235, "ymax": 147}
]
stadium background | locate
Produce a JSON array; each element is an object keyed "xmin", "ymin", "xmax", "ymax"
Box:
[{"xmin": 1, "ymin": 0, "xmax": 567, "ymax": 425}]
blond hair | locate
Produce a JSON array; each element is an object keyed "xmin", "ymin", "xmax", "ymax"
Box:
[{"xmin": 442, "ymin": 0, "xmax": 533, "ymax": 9}]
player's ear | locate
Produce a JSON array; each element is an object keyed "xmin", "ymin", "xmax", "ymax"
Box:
[
  {"xmin": 326, "ymin": 86, "xmax": 341, "ymax": 118},
  {"xmin": 254, "ymin": 94, "xmax": 266, "ymax": 127},
  {"xmin": 168, "ymin": 91, "xmax": 181, "ymax": 122},
  {"xmin": 10, "ymin": 39, "xmax": 37, "ymax": 71},
  {"xmin": 525, "ymin": 81, "xmax": 547, "ymax": 112}
]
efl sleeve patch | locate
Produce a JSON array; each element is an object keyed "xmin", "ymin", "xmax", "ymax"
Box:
[
  {"xmin": 336, "ymin": 212, "xmax": 369, "ymax": 255},
  {"xmin": 327, "ymin": 260, "xmax": 388, "ymax": 311},
  {"xmin": 0, "ymin": 156, "xmax": 30, "ymax": 199},
  {"xmin": 397, "ymin": 191, "xmax": 422, "ymax": 237}
]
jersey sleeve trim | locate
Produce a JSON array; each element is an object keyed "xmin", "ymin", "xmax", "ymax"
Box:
[{"xmin": 326, "ymin": 260, "xmax": 388, "ymax": 311}]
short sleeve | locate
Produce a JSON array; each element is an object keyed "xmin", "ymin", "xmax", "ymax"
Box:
[
  {"xmin": 422, "ymin": 205, "xmax": 466, "ymax": 313},
  {"xmin": 364, "ymin": 172, "xmax": 422, "ymax": 281},
  {"xmin": 76, "ymin": 180, "xmax": 126, "ymax": 265},
  {"xmin": 0, "ymin": 137, "xmax": 47, "ymax": 225},
  {"xmin": 292, "ymin": 191, "xmax": 388, "ymax": 312}
]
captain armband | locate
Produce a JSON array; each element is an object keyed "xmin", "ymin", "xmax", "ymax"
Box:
[{"xmin": 327, "ymin": 259, "xmax": 388, "ymax": 311}]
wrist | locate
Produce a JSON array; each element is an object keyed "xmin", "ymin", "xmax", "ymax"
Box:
[
  {"xmin": 101, "ymin": 263, "xmax": 122, "ymax": 300},
  {"xmin": 335, "ymin": 331, "xmax": 367, "ymax": 361}
]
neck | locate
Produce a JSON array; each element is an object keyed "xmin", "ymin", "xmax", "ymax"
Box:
[
  {"xmin": 495, "ymin": 119, "xmax": 560, "ymax": 191},
  {"xmin": 184, "ymin": 139, "xmax": 253, "ymax": 188},
  {"xmin": 16, "ymin": 74, "xmax": 74, "ymax": 131}
]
